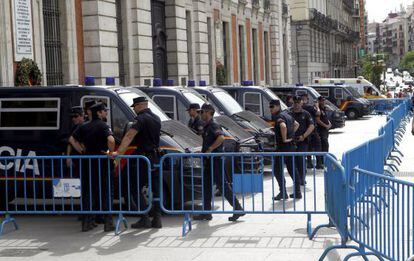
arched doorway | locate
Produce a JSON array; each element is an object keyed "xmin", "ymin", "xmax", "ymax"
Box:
[{"xmin": 151, "ymin": 0, "xmax": 168, "ymax": 84}]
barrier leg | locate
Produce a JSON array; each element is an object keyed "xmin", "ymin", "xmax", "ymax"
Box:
[
  {"xmin": 182, "ymin": 213, "xmax": 192, "ymax": 237},
  {"xmin": 308, "ymin": 216, "xmax": 335, "ymax": 240},
  {"xmin": 392, "ymin": 148, "xmax": 404, "ymax": 158},
  {"xmin": 343, "ymin": 252, "xmax": 384, "ymax": 261},
  {"xmin": 388, "ymin": 155, "xmax": 402, "ymax": 165},
  {"xmin": 319, "ymin": 245, "xmax": 369, "ymax": 261},
  {"xmin": 0, "ymin": 214, "xmax": 18, "ymax": 236},
  {"xmin": 115, "ymin": 213, "xmax": 128, "ymax": 236}
]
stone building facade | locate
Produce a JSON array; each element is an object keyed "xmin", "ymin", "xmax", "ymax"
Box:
[
  {"xmin": 290, "ymin": 0, "xmax": 360, "ymax": 84},
  {"xmin": 0, "ymin": 0, "xmax": 293, "ymax": 87}
]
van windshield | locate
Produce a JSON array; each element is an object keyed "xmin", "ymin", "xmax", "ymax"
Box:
[
  {"xmin": 119, "ymin": 92, "xmax": 170, "ymax": 121},
  {"xmin": 212, "ymin": 91, "xmax": 243, "ymax": 115},
  {"xmin": 345, "ymin": 86, "xmax": 362, "ymax": 98},
  {"xmin": 182, "ymin": 91, "xmax": 220, "ymax": 116}
]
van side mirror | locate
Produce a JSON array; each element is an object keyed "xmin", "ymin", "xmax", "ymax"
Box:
[{"xmin": 346, "ymin": 96, "xmax": 352, "ymax": 101}]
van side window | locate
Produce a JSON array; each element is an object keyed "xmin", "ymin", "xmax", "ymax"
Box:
[
  {"xmin": 296, "ymin": 90, "xmax": 307, "ymax": 96},
  {"xmin": 315, "ymin": 88, "xmax": 329, "ymax": 97},
  {"xmin": 243, "ymin": 92, "xmax": 262, "ymax": 116},
  {"xmin": 111, "ymin": 101, "xmax": 128, "ymax": 141},
  {"xmin": 334, "ymin": 88, "xmax": 344, "ymax": 99},
  {"xmin": 0, "ymin": 98, "xmax": 60, "ymax": 130},
  {"xmin": 81, "ymin": 96, "xmax": 111, "ymax": 126},
  {"xmin": 152, "ymin": 95, "xmax": 176, "ymax": 119},
  {"xmin": 177, "ymin": 99, "xmax": 189, "ymax": 124}
]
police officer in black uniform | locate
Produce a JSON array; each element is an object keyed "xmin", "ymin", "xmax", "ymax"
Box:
[
  {"xmin": 69, "ymin": 102, "xmax": 116, "ymax": 232},
  {"xmin": 83, "ymin": 100, "xmax": 96, "ymax": 122},
  {"xmin": 66, "ymin": 106, "xmax": 85, "ymax": 168},
  {"xmin": 302, "ymin": 94, "xmax": 322, "ymax": 169},
  {"xmin": 193, "ymin": 103, "xmax": 244, "ymax": 222},
  {"xmin": 288, "ymin": 96, "xmax": 314, "ymax": 185},
  {"xmin": 187, "ymin": 103, "xmax": 204, "ymax": 135},
  {"xmin": 315, "ymin": 96, "xmax": 331, "ymax": 167},
  {"xmin": 112, "ymin": 96, "xmax": 163, "ymax": 229},
  {"xmin": 269, "ymin": 100, "xmax": 302, "ymax": 200}
]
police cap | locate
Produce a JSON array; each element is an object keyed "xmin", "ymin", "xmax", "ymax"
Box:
[
  {"xmin": 317, "ymin": 96, "xmax": 326, "ymax": 102},
  {"xmin": 90, "ymin": 102, "xmax": 108, "ymax": 113},
  {"xmin": 84, "ymin": 100, "xmax": 97, "ymax": 110},
  {"xmin": 201, "ymin": 103, "xmax": 215, "ymax": 113},
  {"xmin": 269, "ymin": 100, "xmax": 281, "ymax": 107},
  {"xmin": 70, "ymin": 106, "xmax": 84, "ymax": 117},
  {"xmin": 187, "ymin": 103, "xmax": 201, "ymax": 111},
  {"xmin": 130, "ymin": 96, "xmax": 148, "ymax": 107}
]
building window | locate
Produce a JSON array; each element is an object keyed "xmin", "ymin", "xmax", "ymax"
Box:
[
  {"xmin": 0, "ymin": 98, "xmax": 60, "ymax": 130},
  {"xmin": 207, "ymin": 17, "xmax": 214, "ymax": 84},
  {"xmin": 116, "ymin": 0, "xmax": 125, "ymax": 86},
  {"xmin": 43, "ymin": 0, "xmax": 63, "ymax": 85},
  {"xmin": 264, "ymin": 31, "xmax": 271, "ymax": 84},
  {"xmin": 239, "ymin": 25, "xmax": 246, "ymax": 82},
  {"xmin": 223, "ymin": 21, "xmax": 230, "ymax": 84},
  {"xmin": 252, "ymin": 28, "xmax": 259, "ymax": 84}
]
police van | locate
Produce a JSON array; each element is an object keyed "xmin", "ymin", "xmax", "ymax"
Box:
[
  {"xmin": 312, "ymin": 77, "xmax": 386, "ymax": 99},
  {"xmin": 190, "ymin": 85, "xmax": 275, "ymax": 150},
  {"xmin": 308, "ymin": 84, "xmax": 372, "ymax": 119},
  {"xmin": 0, "ymin": 86, "xmax": 203, "ymax": 210}
]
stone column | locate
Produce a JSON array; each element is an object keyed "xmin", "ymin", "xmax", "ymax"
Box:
[
  {"xmin": 32, "ymin": 0, "xmax": 47, "ymax": 85},
  {"xmin": 166, "ymin": 0, "xmax": 188, "ymax": 85},
  {"xmin": 0, "ymin": 0, "xmax": 14, "ymax": 86},
  {"xmin": 82, "ymin": 0, "xmax": 119, "ymax": 85},
  {"xmin": 269, "ymin": 0, "xmax": 281, "ymax": 85},
  {"xmin": 60, "ymin": 0, "xmax": 79, "ymax": 85}
]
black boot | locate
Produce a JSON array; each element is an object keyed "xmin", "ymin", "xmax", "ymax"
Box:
[
  {"xmin": 151, "ymin": 216, "xmax": 162, "ymax": 229},
  {"xmin": 228, "ymin": 202, "xmax": 245, "ymax": 222},
  {"xmin": 289, "ymin": 191, "xmax": 302, "ymax": 199},
  {"xmin": 273, "ymin": 192, "xmax": 289, "ymax": 201},
  {"xmin": 104, "ymin": 216, "xmax": 115, "ymax": 232},
  {"xmin": 131, "ymin": 216, "xmax": 152, "ymax": 229},
  {"xmin": 81, "ymin": 216, "xmax": 93, "ymax": 232}
]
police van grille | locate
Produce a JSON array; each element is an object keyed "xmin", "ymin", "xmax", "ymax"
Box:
[
  {"xmin": 235, "ymin": 111, "xmax": 271, "ymax": 131},
  {"xmin": 215, "ymin": 115, "xmax": 254, "ymax": 141},
  {"xmin": 162, "ymin": 120, "xmax": 202, "ymax": 150}
]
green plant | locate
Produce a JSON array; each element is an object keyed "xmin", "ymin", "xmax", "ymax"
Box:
[
  {"xmin": 216, "ymin": 61, "xmax": 227, "ymax": 85},
  {"xmin": 15, "ymin": 58, "xmax": 42, "ymax": 86},
  {"xmin": 399, "ymin": 51, "xmax": 414, "ymax": 73}
]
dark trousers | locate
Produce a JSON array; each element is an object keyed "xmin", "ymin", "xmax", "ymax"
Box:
[
  {"xmin": 295, "ymin": 140, "xmax": 309, "ymax": 183},
  {"xmin": 318, "ymin": 130, "xmax": 329, "ymax": 166},
  {"xmin": 81, "ymin": 157, "xmax": 114, "ymax": 220},
  {"xmin": 128, "ymin": 153, "xmax": 161, "ymax": 218},
  {"xmin": 274, "ymin": 143, "xmax": 301, "ymax": 193},
  {"xmin": 202, "ymin": 157, "xmax": 242, "ymax": 211},
  {"xmin": 308, "ymin": 132, "xmax": 322, "ymax": 167}
]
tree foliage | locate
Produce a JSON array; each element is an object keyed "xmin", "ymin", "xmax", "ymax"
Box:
[
  {"xmin": 399, "ymin": 51, "xmax": 414, "ymax": 73},
  {"xmin": 360, "ymin": 54, "xmax": 386, "ymax": 87}
]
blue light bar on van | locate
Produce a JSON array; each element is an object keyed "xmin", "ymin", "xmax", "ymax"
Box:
[
  {"xmin": 241, "ymin": 80, "xmax": 253, "ymax": 86},
  {"xmin": 187, "ymin": 80, "xmax": 196, "ymax": 87},
  {"xmin": 106, "ymin": 77, "xmax": 115, "ymax": 86},
  {"xmin": 295, "ymin": 83, "xmax": 304, "ymax": 86},
  {"xmin": 166, "ymin": 79, "xmax": 174, "ymax": 86},
  {"xmin": 199, "ymin": 80, "xmax": 206, "ymax": 86},
  {"xmin": 85, "ymin": 76, "xmax": 95, "ymax": 86},
  {"xmin": 153, "ymin": 78, "xmax": 162, "ymax": 87},
  {"xmin": 334, "ymin": 83, "xmax": 344, "ymax": 86}
]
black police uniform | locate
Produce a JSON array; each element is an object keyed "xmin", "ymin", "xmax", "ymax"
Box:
[
  {"xmin": 303, "ymin": 103, "xmax": 322, "ymax": 167},
  {"xmin": 188, "ymin": 115, "xmax": 204, "ymax": 135},
  {"xmin": 130, "ymin": 107, "xmax": 162, "ymax": 219},
  {"xmin": 288, "ymin": 108, "xmax": 313, "ymax": 184},
  {"xmin": 317, "ymin": 106, "xmax": 330, "ymax": 166},
  {"xmin": 201, "ymin": 118, "xmax": 242, "ymax": 212},
  {"xmin": 72, "ymin": 104, "xmax": 113, "ymax": 228},
  {"xmin": 273, "ymin": 110, "xmax": 301, "ymax": 198}
]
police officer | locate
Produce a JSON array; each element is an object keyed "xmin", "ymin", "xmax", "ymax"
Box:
[
  {"xmin": 69, "ymin": 102, "xmax": 115, "ymax": 232},
  {"xmin": 66, "ymin": 106, "xmax": 85, "ymax": 168},
  {"xmin": 187, "ymin": 103, "xmax": 204, "ymax": 135},
  {"xmin": 288, "ymin": 96, "xmax": 314, "ymax": 185},
  {"xmin": 84, "ymin": 100, "xmax": 96, "ymax": 122},
  {"xmin": 112, "ymin": 96, "xmax": 163, "ymax": 229},
  {"xmin": 316, "ymin": 96, "xmax": 331, "ymax": 167},
  {"xmin": 302, "ymin": 94, "xmax": 322, "ymax": 169},
  {"xmin": 193, "ymin": 103, "xmax": 244, "ymax": 222},
  {"xmin": 285, "ymin": 95, "xmax": 294, "ymax": 108},
  {"xmin": 269, "ymin": 100, "xmax": 301, "ymax": 200}
]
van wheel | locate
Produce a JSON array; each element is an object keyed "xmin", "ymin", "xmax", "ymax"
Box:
[{"xmin": 346, "ymin": 109, "xmax": 358, "ymax": 120}]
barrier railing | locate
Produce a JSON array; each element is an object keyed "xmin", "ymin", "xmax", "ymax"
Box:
[
  {"xmin": 348, "ymin": 168, "xmax": 413, "ymax": 261},
  {"xmin": 369, "ymin": 98, "xmax": 407, "ymax": 115},
  {"xmin": 0, "ymin": 155, "xmax": 152, "ymax": 235},
  {"xmin": 158, "ymin": 151, "xmax": 342, "ymax": 237}
]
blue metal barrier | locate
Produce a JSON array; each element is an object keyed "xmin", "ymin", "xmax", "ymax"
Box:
[
  {"xmin": 348, "ymin": 168, "xmax": 414, "ymax": 261},
  {"xmin": 369, "ymin": 99, "xmax": 406, "ymax": 115},
  {"xmin": 158, "ymin": 152, "xmax": 342, "ymax": 238},
  {"xmin": 0, "ymin": 155, "xmax": 152, "ymax": 235}
]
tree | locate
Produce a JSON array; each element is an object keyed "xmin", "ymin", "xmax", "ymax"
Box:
[
  {"xmin": 359, "ymin": 54, "xmax": 387, "ymax": 87},
  {"xmin": 399, "ymin": 51, "xmax": 414, "ymax": 73}
]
